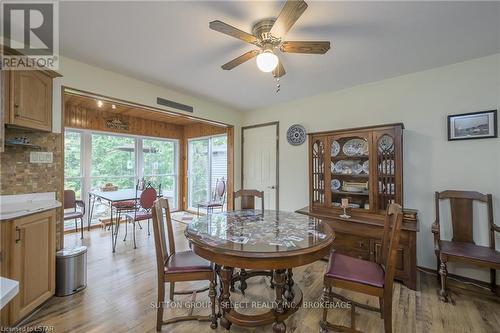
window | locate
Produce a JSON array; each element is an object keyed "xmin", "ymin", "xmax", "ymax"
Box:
[
  {"xmin": 63, "ymin": 129, "xmax": 179, "ymax": 231},
  {"xmin": 143, "ymin": 138, "xmax": 177, "ymax": 209},
  {"xmin": 91, "ymin": 133, "xmax": 136, "ymax": 190},
  {"xmin": 188, "ymin": 135, "xmax": 227, "ymax": 210},
  {"xmin": 64, "ymin": 131, "xmax": 82, "ymax": 197}
]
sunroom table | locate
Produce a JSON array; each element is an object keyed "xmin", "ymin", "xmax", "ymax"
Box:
[
  {"xmin": 87, "ymin": 189, "xmax": 141, "ymax": 252},
  {"xmin": 185, "ymin": 210, "xmax": 334, "ymax": 332}
]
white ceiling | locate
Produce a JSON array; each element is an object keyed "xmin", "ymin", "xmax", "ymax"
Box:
[{"xmin": 60, "ymin": 1, "xmax": 500, "ymax": 111}]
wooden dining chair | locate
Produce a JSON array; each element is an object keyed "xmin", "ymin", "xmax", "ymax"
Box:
[
  {"xmin": 320, "ymin": 203, "xmax": 403, "ymax": 333},
  {"xmin": 63, "ymin": 190, "xmax": 85, "ymax": 239},
  {"xmin": 432, "ymin": 190, "xmax": 500, "ymax": 302},
  {"xmin": 231, "ymin": 189, "xmax": 271, "ymax": 294},
  {"xmin": 232, "ymin": 189, "xmax": 264, "ymax": 213},
  {"xmin": 151, "ymin": 197, "xmax": 218, "ymax": 331}
]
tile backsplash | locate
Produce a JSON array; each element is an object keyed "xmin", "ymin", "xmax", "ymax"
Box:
[{"xmin": 1, "ymin": 128, "xmax": 63, "ymax": 249}]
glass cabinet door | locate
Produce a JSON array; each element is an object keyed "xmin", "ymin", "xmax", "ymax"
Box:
[
  {"xmin": 374, "ymin": 129, "xmax": 401, "ymax": 211},
  {"xmin": 328, "ymin": 133, "xmax": 372, "ymax": 212},
  {"xmin": 310, "ymin": 137, "xmax": 326, "ymax": 207}
]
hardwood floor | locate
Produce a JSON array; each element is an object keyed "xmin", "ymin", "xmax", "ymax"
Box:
[{"xmin": 19, "ymin": 221, "xmax": 500, "ymax": 333}]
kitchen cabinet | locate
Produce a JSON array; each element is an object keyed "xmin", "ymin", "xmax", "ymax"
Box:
[
  {"xmin": 0, "ymin": 209, "xmax": 56, "ymax": 326},
  {"xmin": 4, "ymin": 70, "xmax": 59, "ymax": 132}
]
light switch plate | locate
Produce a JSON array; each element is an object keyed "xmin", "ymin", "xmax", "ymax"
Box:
[{"xmin": 30, "ymin": 151, "xmax": 53, "ymax": 164}]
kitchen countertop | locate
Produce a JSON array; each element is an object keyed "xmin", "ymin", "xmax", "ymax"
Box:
[
  {"xmin": 0, "ymin": 192, "xmax": 61, "ymax": 220},
  {"xmin": 0, "ymin": 277, "xmax": 19, "ymax": 309}
]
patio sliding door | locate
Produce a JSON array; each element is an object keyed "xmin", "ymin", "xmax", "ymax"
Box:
[{"xmin": 187, "ymin": 135, "xmax": 227, "ymax": 211}]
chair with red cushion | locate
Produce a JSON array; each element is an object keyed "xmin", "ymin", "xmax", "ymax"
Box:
[
  {"xmin": 63, "ymin": 190, "xmax": 85, "ymax": 239},
  {"xmin": 151, "ymin": 197, "xmax": 217, "ymax": 331},
  {"xmin": 111, "ymin": 180, "xmax": 144, "ymax": 230},
  {"xmin": 124, "ymin": 184, "xmax": 157, "ymax": 248},
  {"xmin": 197, "ymin": 178, "xmax": 226, "ymax": 216},
  {"xmin": 320, "ymin": 203, "xmax": 403, "ymax": 333},
  {"xmin": 432, "ymin": 190, "xmax": 500, "ymax": 302}
]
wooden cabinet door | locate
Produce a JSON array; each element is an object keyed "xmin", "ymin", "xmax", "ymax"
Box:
[
  {"xmin": 9, "ymin": 210, "xmax": 55, "ymax": 323},
  {"xmin": 9, "ymin": 71, "xmax": 52, "ymax": 131}
]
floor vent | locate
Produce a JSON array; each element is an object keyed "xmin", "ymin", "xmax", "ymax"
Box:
[{"xmin": 157, "ymin": 97, "xmax": 193, "ymax": 113}]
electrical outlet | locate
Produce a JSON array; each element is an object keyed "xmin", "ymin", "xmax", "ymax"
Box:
[{"xmin": 30, "ymin": 151, "xmax": 53, "ymax": 164}]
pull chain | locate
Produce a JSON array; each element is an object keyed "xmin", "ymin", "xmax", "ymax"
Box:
[{"xmin": 275, "ymin": 77, "xmax": 281, "ymax": 94}]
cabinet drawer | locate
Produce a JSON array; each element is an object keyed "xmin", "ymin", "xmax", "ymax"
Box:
[{"xmin": 332, "ymin": 233, "xmax": 371, "ymax": 251}]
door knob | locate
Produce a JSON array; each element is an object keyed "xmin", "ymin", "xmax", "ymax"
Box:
[{"xmin": 267, "ymin": 185, "xmax": 276, "ymax": 189}]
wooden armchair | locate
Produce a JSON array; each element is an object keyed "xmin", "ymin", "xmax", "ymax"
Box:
[
  {"xmin": 432, "ymin": 190, "xmax": 500, "ymax": 302},
  {"xmin": 231, "ymin": 189, "xmax": 271, "ymax": 293},
  {"xmin": 151, "ymin": 197, "xmax": 218, "ymax": 331},
  {"xmin": 320, "ymin": 203, "xmax": 403, "ymax": 333}
]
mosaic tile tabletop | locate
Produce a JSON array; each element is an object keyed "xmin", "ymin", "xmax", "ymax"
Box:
[{"xmin": 185, "ymin": 210, "xmax": 333, "ymax": 253}]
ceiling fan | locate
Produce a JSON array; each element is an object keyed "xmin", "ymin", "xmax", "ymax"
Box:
[{"xmin": 209, "ymin": 0, "xmax": 331, "ymax": 78}]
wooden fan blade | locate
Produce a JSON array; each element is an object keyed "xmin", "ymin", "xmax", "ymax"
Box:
[
  {"xmin": 221, "ymin": 50, "xmax": 259, "ymax": 70},
  {"xmin": 273, "ymin": 60, "xmax": 286, "ymax": 78},
  {"xmin": 210, "ymin": 20, "xmax": 259, "ymax": 45},
  {"xmin": 280, "ymin": 41, "xmax": 330, "ymax": 54},
  {"xmin": 270, "ymin": 0, "xmax": 308, "ymax": 38}
]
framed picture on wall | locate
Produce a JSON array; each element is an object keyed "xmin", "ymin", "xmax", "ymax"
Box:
[{"xmin": 448, "ymin": 110, "xmax": 497, "ymax": 141}]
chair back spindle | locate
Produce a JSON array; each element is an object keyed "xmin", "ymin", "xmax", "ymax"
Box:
[{"xmin": 435, "ymin": 190, "xmax": 490, "ymax": 245}]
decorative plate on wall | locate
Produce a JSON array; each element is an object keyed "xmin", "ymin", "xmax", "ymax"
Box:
[{"xmin": 286, "ymin": 124, "xmax": 307, "ymax": 146}]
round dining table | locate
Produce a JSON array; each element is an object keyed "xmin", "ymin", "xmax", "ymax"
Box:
[{"xmin": 185, "ymin": 210, "xmax": 334, "ymax": 333}]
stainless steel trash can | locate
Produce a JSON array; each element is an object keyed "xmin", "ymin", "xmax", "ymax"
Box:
[{"xmin": 55, "ymin": 246, "xmax": 87, "ymax": 296}]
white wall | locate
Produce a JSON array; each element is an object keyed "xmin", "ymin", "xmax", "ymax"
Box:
[
  {"xmin": 242, "ymin": 54, "xmax": 500, "ymax": 282},
  {"xmin": 53, "ymin": 56, "xmax": 243, "ymax": 194}
]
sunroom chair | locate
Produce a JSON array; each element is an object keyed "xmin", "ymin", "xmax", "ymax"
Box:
[
  {"xmin": 197, "ymin": 178, "xmax": 226, "ymax": 216},
  {"xmin": 63, "ymin": 190, "xmax": 85, "ymax": 239},
  {"xmin": 432, "ymin": 190, "xmax": 500, "ymax": 302}
]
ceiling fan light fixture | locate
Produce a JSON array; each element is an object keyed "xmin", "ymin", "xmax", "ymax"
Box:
[{"xmin": 256, "ymin": 50, "xmax": 279, "ymax": 73}]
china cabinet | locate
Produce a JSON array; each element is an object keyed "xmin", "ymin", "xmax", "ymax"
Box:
[{"xmin": 299, "ymin": 123, "xmax": 419, "ymax": 289}]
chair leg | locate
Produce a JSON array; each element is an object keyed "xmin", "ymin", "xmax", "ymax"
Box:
[
  {"xmin": 439, "ymin": 259, "xmax": 448, "ymax": 302},
  {"xmin": 491, "ymin": 269, "xmax": 497, "ymax": 295},
  {"xmin": 137, "ymin": 221, "xmax": 143, "ymax": 230},
  {"xmin": 209, "ymin": 279, "xmax": 218, "ymax": 329},
  {"xmin": 436, "ymin": 255, "xmax": 441, "ymax": 283},
  {"xmin": 383, "ymin": 292, "xmax": 392, "ymax": 333},
  {"xmin": 147, "ymin": 219, "xmax": 150, "ymax": 236},
  {"xmin": 75, "ymin": 219, "xmax": 78, "ymax": 233},
  {"xmin": 319, "ymin": 286, "xmax": 331, "ymax": 332},
  {"xmin": 133, "ymin": 221, "xmax": 137, "ymax": 249},
  {"xmin": 169, "ymin": 282, "xmax": 175, "ymax": 301},
  {"xmin": 80, "ymin": 217, "xmax": 84, "ymax": 239},
  {"xmin": 156, "ymin": 281, "xmax": 165, "ymax": 332},
  {"xmin": 379, "ymin": 297, "xmax": 384, "ymax": 318},
  {"xmin": 123, "ymin": 217, "xmax": 128, "ymax": 241}
]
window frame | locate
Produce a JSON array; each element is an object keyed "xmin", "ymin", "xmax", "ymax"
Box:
[
  {"xmin": 63, "ymin": 128, "xmax": 179, "ymax": 231},
  {"xmin": 187, "ymin": 134, "xmax": 227, "ymax": 211}
]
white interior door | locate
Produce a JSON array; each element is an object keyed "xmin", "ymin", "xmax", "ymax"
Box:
[{"xmin": 242, "ymin": 124, "xmax": 278, "ymax": 210}]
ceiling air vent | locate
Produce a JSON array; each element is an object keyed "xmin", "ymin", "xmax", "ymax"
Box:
[{"xmin": 157, "ymin": 97, "xmax": 193, "ymax": 113}]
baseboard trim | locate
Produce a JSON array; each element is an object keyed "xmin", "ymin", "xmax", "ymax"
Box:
[{"xmin": 418, "ymin": 266, "xmax": 499, "ymax": 297}]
